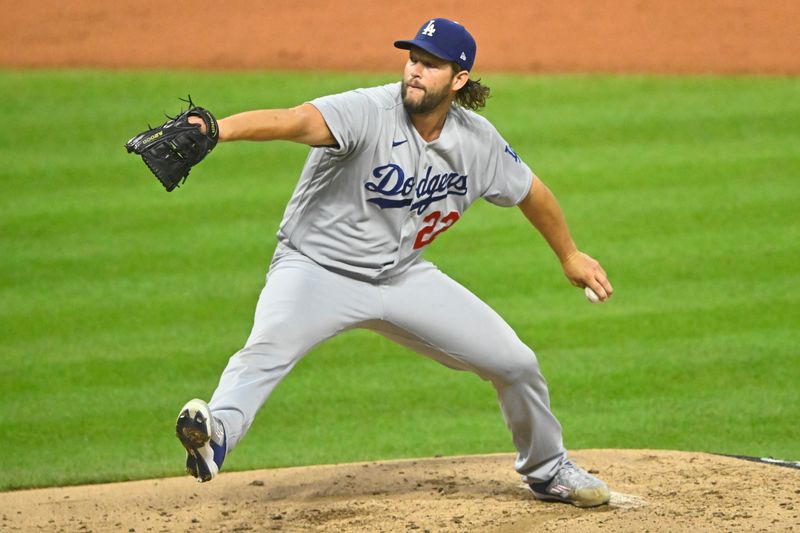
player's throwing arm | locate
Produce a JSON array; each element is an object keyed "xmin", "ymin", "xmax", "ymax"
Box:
[{"xmin": 517, "ymin": 178, "xmax": 614, "ymax": 302}]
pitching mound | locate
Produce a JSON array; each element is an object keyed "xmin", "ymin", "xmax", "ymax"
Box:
[{"xmin": 2, "ymin": 449, "xmax": 798, "ymax": 532}]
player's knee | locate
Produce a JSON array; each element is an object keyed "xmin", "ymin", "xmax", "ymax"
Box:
[
  {"xmin": 246, "ymin": 317, "xmax": 315, "ymax": 354},
  {"xmin": 233, "ymin": 328, "xmax": 311, "ymax": 368},
  {"xmin": 488, "ymin": 347, "xmax": 541, "ymax": 385}
]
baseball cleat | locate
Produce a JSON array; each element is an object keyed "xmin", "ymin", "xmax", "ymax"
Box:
[
  {"xmin": 175, "ymin": 398, "xmax": 226, "ymax": 482},
  {"xmin": 528, "ymin": 459, "xmax": 610, "ymax": 508}
]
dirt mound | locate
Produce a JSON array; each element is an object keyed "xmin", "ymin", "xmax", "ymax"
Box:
[
  {"xmin": 2, "ymin": 0, "xmax": 799, "ymax": 73},
  {"xmin": 2, "ymin": 450, "xmax": 798, "ymax": 532}
]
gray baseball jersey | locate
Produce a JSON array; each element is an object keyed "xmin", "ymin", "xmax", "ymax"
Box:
[{"xmin": 277, "ymin": 82, "xmax": 534, "ymax": 280}]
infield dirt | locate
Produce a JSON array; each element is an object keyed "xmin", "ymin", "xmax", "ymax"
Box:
[
  {"xmin": 3, "ymin": 1, "xmax": 799, "ymax": 531},
  {"xmin": 2, "ymin": 450, "xmax": 799, "ymax": 532},
  {"xmin": 2, "ymin": 0, "xmax": 800, "ymax": 73}
]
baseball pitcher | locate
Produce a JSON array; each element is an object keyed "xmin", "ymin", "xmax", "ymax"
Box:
[{"xmin": 127, "ymin": 18, "xmax": 614, "ymax": 507}]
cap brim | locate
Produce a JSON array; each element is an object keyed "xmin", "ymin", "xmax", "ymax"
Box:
[{"xmin": 394, "ymin": 39, "xmax": 453, "ymax": 63}]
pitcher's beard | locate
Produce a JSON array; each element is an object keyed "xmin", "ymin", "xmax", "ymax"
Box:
[{"xmin": 401, "ymin": 80, "xmax": 450, "ymax": 115}]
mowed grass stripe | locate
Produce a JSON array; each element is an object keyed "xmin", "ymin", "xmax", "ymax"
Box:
[{"xmin": 1, "ymin": 71, "xmax": 798, "ymax": 489}]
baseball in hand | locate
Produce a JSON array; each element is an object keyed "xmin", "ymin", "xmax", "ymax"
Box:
[{"xmin": 584, "ymin": 286, "xmax": 602, "ymax": 304}]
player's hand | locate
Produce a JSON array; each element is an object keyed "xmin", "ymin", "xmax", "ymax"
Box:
[
  {"xmin": 561, "ymin": 251, "xmax": 614, "ymax": 302},
  {"xmin": 188, "ymin": 115, "xmax": 207, "ymax": 134}
]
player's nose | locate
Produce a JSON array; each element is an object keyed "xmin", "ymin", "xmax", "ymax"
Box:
[{"xmin": 408, "ymin": 61, "xmax": 424, "ymax": 77}]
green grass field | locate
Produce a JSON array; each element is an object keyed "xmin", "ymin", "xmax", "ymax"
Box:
[{"xmin": 1, "ymin": 71, "xmax": 798, "ymax": 491}]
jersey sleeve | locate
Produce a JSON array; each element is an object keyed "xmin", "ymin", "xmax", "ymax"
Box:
[
  {"xmin": 308, "ymin": 89, "xmax": 376, "ymax": 157},
  {"xmin": 481, "ymin": 128, "xmax": 535, "ymax": 207}
]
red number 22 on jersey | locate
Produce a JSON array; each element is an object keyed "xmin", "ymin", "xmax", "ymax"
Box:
[{"xmin": 413, "ymin": 210, "xmax": 461, "ymax": 249}]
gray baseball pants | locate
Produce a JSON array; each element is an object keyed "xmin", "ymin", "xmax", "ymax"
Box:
[{"xmin": 208, "ymin": 244, "xmax": 566, "ymax": 483}]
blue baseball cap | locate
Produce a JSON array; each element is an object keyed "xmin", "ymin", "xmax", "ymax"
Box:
[{"xmin": 394, "ymin": 18, "xmax": 477, "ymax": 72}]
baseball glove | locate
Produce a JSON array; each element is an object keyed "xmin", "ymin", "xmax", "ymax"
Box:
[{"xmin": 125, "ymin": 97, "xmax": 219, "ymax": 191}]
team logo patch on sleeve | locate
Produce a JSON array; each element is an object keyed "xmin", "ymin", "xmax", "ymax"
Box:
[{"xmin": 504, "ymin": 144, "xmax": 521, "ymax": 163}]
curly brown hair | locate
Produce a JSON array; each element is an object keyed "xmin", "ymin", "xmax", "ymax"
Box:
[
  {"xmin": 455, "ymin": 78, "xmax": 491, "ymax": 111},
  {"xmin": 449, "ymin": 62, "xmax": 490, "ymax": 111}
]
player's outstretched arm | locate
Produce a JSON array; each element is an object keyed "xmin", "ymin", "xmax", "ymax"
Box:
[
  {"xmin": 189, "ymin": 104, "xmax": 336, "ymax": 146},
  {"xmin": 517, "ymin": 178, "xmax": 614, "ymax": 301}
]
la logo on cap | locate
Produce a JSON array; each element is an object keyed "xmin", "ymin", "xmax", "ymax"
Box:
[{"xmin": 422, "ymin": 20, "xmax": 436, "ymax": 36}]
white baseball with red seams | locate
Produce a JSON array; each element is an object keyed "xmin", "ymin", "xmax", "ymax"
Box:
[{"xmin": 585, "ymin": 286, "xmax": 602, "ymax": 303}]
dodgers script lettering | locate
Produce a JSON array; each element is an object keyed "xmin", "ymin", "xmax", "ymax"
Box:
[{"xmin": 365, "ymin": 163, "xmax": 468, "ymax": 214}]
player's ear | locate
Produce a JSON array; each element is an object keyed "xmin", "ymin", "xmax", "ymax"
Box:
[{"xmin": 452, "ymin": 70, "xmax": 469, "ymax": 92}]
